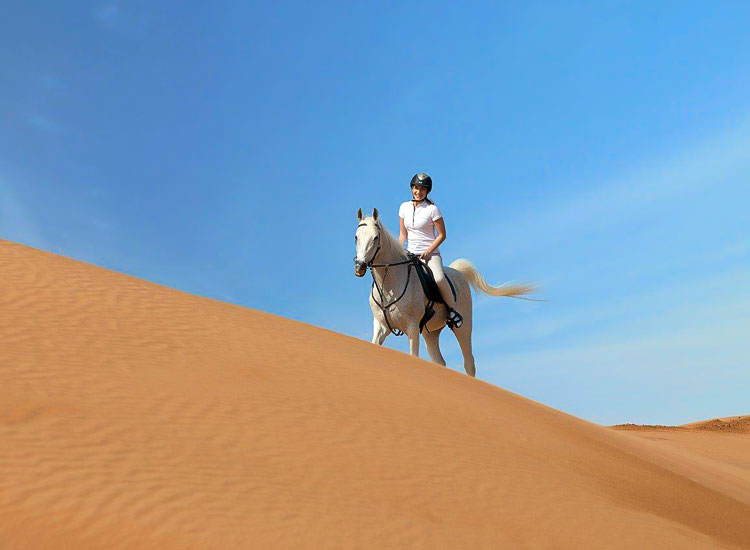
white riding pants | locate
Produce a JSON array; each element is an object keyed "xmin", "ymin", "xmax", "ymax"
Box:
[{"xmin": 422, "ymin": 253, "xmax": 456, "ymax": 310}]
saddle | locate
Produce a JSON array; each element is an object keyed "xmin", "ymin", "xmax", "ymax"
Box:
[{"xmin": 409, "ymin": 254, "xmax": 457, "ymax": 333}]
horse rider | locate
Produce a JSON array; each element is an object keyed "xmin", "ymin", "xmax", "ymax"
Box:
[{"xmin": 398, "ymin": 173, "xmax": 464, "ymax": 329}]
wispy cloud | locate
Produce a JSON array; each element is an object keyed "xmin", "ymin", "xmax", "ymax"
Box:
[
  {"xmin": 474, "ymin": 261, "xmax": 750, "ymax": 349},
  {"xmin": 481, "ymin": 265, "xmax": 749, "ymax": 347},
  {"xmin": 441, "ymin": 120, "xmax": 750, "ymax": 425},
  {"xmin": 458, "ymin": 117, "xmax": 750, "ymax": 262},
  {"xmin": 481, "ymin": 298, "xmax": 750, "ymax": 426}
]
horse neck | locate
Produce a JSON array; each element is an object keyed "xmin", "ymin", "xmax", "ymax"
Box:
[{"xmin": 371, "ymin": 229, "xmax": 408, "ymax": 287}]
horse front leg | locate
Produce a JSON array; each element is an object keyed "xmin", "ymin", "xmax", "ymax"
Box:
[
  {"xmin": 372, "ymin": 317, "xmax": 388, "ymax": 346},
  {"xmin": 406, "ymin": 322, "xmax": 420, "ymax": 357}
]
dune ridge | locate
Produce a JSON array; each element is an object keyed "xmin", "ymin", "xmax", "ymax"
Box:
[
  {"xmin": 1, "ymin": 239, "xmax": 749, "ymax": 549},
  {"xmin": 613, "ymin": 415, "xmax": 750, "ymax": 434},
  {"xmin": 685, "ymin": 416, "xmax": 750, "ymax": 434}
]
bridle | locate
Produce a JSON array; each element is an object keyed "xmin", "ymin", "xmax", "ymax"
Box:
[
  {"xmin": 354, "ymin": 222, "xmax": 418, "ymax": 336},
  {"xmin": 355, "ymin": 222, "xmax": 381, "ymax": 268}
]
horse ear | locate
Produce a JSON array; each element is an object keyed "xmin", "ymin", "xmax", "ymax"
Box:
[
  {"xmin": 372, "ymin": 208, "xmax": 379, "ymax": 221},
  {"xmin": 357, "ymin": 208, "xmax": 363, "ymax": 221}
]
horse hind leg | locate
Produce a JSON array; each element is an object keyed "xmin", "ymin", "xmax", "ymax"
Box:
[
  {"xmin": 453, "ymin": 321, "xmax": 476, "ymax": 377},
  {"xmin": 423, "ymin": 328, "xmax": 446, "ymax": 366},
  {"xmin": 449, "ymin": 276, "xmax": 475, "ymax": 376}
]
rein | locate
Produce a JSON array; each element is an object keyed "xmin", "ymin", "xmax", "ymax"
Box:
[
  {"xmin": 370, "ymin": 262, "xmax": 414, "ymax": 337},
  {"xmin": 369, "ymin": 258, "xmax": 413, "ymax": 268},
  {"xmin": 356, "ymin": 223, "xmax": 418, "ymax": 336}
]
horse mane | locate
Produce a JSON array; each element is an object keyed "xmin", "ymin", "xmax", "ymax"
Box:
[{"xmin": 366, "ymin": 216, "xmax": 407, "ymax": 260}]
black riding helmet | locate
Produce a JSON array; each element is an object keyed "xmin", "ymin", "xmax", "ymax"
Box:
[{"xmin": 410, "ymin": 172, "xmax": 432, "ymax": 193}]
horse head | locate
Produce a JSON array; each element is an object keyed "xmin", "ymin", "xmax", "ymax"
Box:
[{"xmin": 354, "ymin": 208, "xmax": 380, "ymax": 277}]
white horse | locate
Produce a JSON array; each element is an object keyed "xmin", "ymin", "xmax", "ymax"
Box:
[{"xmin": 354, "ymin": 208, "xmax": 534, "ymax": 377}]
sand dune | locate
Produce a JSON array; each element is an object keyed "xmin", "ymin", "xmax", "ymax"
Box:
[
  {"xmin": 1, "ymin": 239, "xmax": 749, "ymax": 549},
  {"xmin": 684, "ymin": 416, "xmax": 750, "ymax": 434},
  {"xmin": 611, "ymin": 419, "xmax": 750, "ymax": 494},
  {"xmin": 613, "ymin": 415, "xmax": 750, "ymax": 434}
]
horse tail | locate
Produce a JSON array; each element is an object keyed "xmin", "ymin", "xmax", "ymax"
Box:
[{"xmin": 448, "ymin": 259, "xmax": 537, "ymax": 298}]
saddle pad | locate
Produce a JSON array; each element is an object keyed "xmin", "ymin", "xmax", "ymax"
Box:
[{"xmin": 415, "ymin": 261, "xmax": 456, "ymax": 304}]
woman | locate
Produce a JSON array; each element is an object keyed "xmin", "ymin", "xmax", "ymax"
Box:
[{"xmin": 398, "ymin": 172, "xmax": 463, "ymax": 329}]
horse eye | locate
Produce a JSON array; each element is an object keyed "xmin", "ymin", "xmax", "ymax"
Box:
[{"xmin": 373, "ymin": 235, "xmax": 379, "ymax": 240}]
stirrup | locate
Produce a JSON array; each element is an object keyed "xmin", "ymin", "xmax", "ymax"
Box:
[{"xmin": 446, "ymin": 308, "xmax": 463, "ymax": 329}]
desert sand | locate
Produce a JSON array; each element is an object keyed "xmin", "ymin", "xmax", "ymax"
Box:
[
  {"xmin": 1, "ymin": 239, "xmax": 749, "ymax": 549},
  {"xmin": 612, "ymin": 418, "xmax": 750, "ymax": 488}
]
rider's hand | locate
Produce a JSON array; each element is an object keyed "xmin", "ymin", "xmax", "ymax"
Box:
[{"xmin": 419, "ymin": 251, "xmax": 430, "ymax": 260}]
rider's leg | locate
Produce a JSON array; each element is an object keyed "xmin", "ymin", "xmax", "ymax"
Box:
[
  {"xmin": 426, "ymin": 254, "xmax": 463, "ymax": 328},
  {"xmin": 426, "ymin": 254, "xmax": 455, "ymax": 308}
]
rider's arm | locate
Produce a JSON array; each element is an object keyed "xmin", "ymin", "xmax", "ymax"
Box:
[
  {"xmin": 399, "ymin": 216, "xmax": 408, "ymax": 248},
  {"xmin": 421, "ymin": 217, "xmax": 446, "ymax": 257}
]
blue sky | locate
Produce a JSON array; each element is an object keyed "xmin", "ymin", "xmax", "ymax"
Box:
[{"xmin": 2, "ymin": 1, "xmax": 748, "ymax": 425}]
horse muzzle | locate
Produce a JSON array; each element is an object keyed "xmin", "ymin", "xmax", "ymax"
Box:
[{"xmin": 354, "ymin": 260, "xmax": 367, "ymax": 277}]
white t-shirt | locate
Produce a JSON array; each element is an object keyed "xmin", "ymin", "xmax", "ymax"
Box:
[{"xmin": 398, "ymin": 201, "xmax": 443, "ymax": 254}]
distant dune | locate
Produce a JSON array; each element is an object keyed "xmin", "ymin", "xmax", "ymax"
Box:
[
  {"xmin": 613, "ymin": 415, "xmax": 750, "ymax": 434},
  {"xmin": 684, "ymin": 416, "xmax": 750, "ymax": 434},
  {"xmin": 1, "ymin": 239, "xmax": 749, "ymax": 549},
  {"xmin": 610, "ymin": 417, "xmax": 750, "ymax": 502}
]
